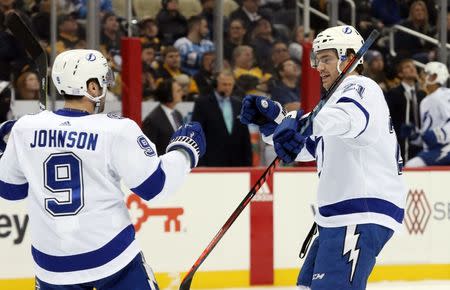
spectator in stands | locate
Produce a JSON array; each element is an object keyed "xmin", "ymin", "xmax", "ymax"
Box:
[
  {"xmin": 0, "ymin": 10, "xmax": 26, "ymax": 81},
  {"xmin": 399, "ymin": 0, "xmax": 437, "ymax": 25},
  {"xmin": 270, "ymin": 41, "xmax": 290, "ymax": 72},
  {"xmin": 371, "ymin": 0, "xmax": 402, "ymax": 26},
  {"xmin": 198, "ymin": 0, "xmax": 227, "ymax": 40},
  {"xmin": 386, "ymin": 58, "xmax": 426, "ymax": 162},
  {"xmin": 142, "ymin": 44, "xmax": 159, "ymax": 100},
  {"xmin": 250, "ymin": 15, "xmax": 276, "ymax": 72},
  {"xmin": 15, "ymin": 71, "xmax": 40, "ymax": 100},
  {"xmin": 288, "ymin": 26, "xmax": 314, "ymax": 63},
  {"xmin": 394, "ymin": 0, "xmax": 436, "ymax": 63},
  {"xmin": 0, "ymin": 81, "xmax": 11, "ymax": 122},
  {"xmin": 76, "ymin": 0, "xmax": 113, "ymax": 19},
  {"xmin": 31, "ymin": 0, "xmax": 51, "ymax": 43},
  {"xmin": 191, "ymin": 70, "xmax": 252, "ymax": 166},
  {"xmin": 229, "ymin": 0, "xmax": 264, "ymax": 36},
  {"xmin": 142, "ymin": 78, "xmax": 184, "ymax": 155},
  {"xmin": 174, "ymin": 15, "xmax": 215, "ymax": 76},
  {"xmin": 138, "ymin": 17, "xmax": 161, "ymax": 51},
  {"xmin": 223, "ymin": 18, "xmax": 248, "ymax": 63},
  {"xmin": 156, "ymin": 46, "xmax": 198, "ymax": 97},
  {"xmin": 193, "ymin": 51, "xmax": 216, "ymax": 97},
  {"xmin": 53, "ymin": 13, "xmax": 86, "ymax": 54},
  {"xmin": 353, "ymin": 0, "xmax": 384, "ymax": 40},
  {"xmin": 272, "ymin": 0, "xmax": 297, "ymax": 30},
  {"xmin": 363, "ymin": 50, "xmax": 391, "ymax": 93},
  {"xmin": 232, "ymin": 45, "xmax": 271, "ymax": 92},
  {"xmin": 269, "ymin": 58, "xmax": 301, "ymax": 112},
  {"xmin": 156, "ymin": 0, "xmax": 188, "ymax": 46},
  {"xmin": 100, "ymin": 12, "xmax": 123, "ymax": 70}
]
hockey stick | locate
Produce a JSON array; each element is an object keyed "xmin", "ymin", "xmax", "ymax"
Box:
[
  {"xmin": 179, "ymin": 29, "xmax": 380, "ymax": 290},
  {"xmin": 6, "ymin": 11, "xmax": 48, "ymax": 110}
]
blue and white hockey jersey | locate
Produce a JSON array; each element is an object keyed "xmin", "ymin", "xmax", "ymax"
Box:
[
  {"xmin": 419, "ymin": 87, "xmax": 450, "ymax": 150},
  {"xmin": 174, "ymin": 37, "xmax": 215, "ymax": 76},
  {"xmin": 291, "ymin": 75, "xmax": 407, "ymax": 231},
  {"xmin": 0, "ymin": 109, "xmax": 191, "ymax": 285}
]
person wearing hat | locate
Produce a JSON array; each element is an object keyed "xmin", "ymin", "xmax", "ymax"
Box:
[{"xmin": 363, "ymin": 50, "xmax": 389, "ymax": 92}]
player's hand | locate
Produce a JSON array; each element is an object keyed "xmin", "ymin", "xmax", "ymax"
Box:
[
  {"xmin": 166, "ymin": 122, "xmax": 206, "ymax": 168},
  {"xmin": 400, "ymin": 123, "xmax": 419, "ymax": 140},
  {"xmin": 0, "ymin": 120, "xmax": 16, "ymax": 158},
  {"xmin": 273, "ymin": 110, "xmax": 307, "ymax": 163},
  {"xmin": 422, "ymin": 128, "xmax": 444, "ymax": 149},
  {"xmin": 240, "ymin": 95, "xmax": 285, "ymax": 137}
]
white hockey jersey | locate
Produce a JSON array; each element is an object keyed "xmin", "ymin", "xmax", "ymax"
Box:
[
  {"xmin": 0, "ymin": 109, "xmax": 191, "ymax": 285},
  {"xmin": 419, "ymin": 87, "xmax": 450, "ymax": 150},
  {"xmin": 295, "ymin": 75, "xmax": 407, "ymax": 231}
]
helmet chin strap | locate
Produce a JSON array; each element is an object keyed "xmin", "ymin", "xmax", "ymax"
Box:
[{"xmin": 85, "ymin": 87, "xmax": 107, "ymax": 114}]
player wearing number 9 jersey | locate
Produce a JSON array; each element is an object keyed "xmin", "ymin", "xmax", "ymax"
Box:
[{"xmin": 0, "ymin": 49, "xmax": 206, "ymax": 289}]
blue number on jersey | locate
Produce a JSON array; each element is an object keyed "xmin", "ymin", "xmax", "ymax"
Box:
[{"xmin": 44, "ymin": 152, "xmax": 84, "ymax": 216}]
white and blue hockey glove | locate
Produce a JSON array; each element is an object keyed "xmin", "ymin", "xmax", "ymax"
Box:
[
  {"xmin": 422, "ymin": 128, "xmax": 445, "ymax": 149},
  {"xmin": 166, "ymin": 122, "xmax": 206, "ymax": 168},
  {"xmin": 273, "ymin": 110, "xmax": 309, "ymax": 163},
  {"xmin": 0, "ymin": 120, "xmax": 16, "ymax": 158},
  {"xmin": 240, "ymin": 95, "xmax": 286, "ymax": 137}
]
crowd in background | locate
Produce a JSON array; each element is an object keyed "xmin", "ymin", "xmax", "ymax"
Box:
[{"xmin": 0, "ymin": 0, "xmax": 449, "ymax": 166}]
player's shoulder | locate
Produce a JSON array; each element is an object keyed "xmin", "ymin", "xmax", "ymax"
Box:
[
  {"xmin": 98, "ymin": 112, "xmax": 140, "ymax": 132},
  {"xmin": 341, "ymin": 75, "xmax": 382, "ymax": 97},
  {"xmin": 13, "ymin": 110, "xmax": 50, "ymax": 127}
]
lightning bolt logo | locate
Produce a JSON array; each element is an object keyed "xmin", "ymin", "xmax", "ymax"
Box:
[{"xmin": 343, "ymin": 225, "xmax": 360, "ymax": 283}]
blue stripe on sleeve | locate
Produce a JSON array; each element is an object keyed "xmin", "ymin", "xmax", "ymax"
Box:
[
  {"xmin": 336, "ymin": 97, "xmax": 370, "ymax": 138},
  {"xmin": 131, "ymin": 162, "xmax": 166, "ymax": 201},
  {"xmin": 319, "ymin": 197, "xmax": 404, "ymax": 223},
  {"xmin": 305, "ymin": 138, "xmax": 316, "ymax": 156},
  {"xmin": 32, "ymin": 224, "xmax": 135, "ymax": 272},
  {"xmin": 0, "ymin": 180, "xmax": 28, "ymax": 200}
]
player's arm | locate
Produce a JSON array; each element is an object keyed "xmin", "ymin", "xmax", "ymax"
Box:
[
  {"xmin": 0, "ymin": 121, "xmax": 28, "ymax": 201},
  {"xmin": 313, "ymin": 89, "xmax": 370, "ymax": 139},
  {"xmin": 421, "ymin": 105, "xmax": 450, "ymax": 148},
  {"xmin": 112, "ymin": 119, "xmax": 205, "ymax": 201}
]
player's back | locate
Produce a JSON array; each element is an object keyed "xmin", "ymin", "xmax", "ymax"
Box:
[{"xmin": 8, "ymin": 109, "xmax": 143, "ymax": 284}]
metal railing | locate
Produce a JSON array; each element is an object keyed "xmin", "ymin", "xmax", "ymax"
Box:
[{"xmin": 297, "ymin": 0, "xmax": 356, "ymax": 30}]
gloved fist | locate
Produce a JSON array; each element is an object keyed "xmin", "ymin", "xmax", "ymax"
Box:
[
  {"xmin": 0, "ymin": 120, "xmax": 16, "ymax": 158},
  {"xmin": 240, "ymin": 95, "xmax": 285, "ymax": 137},
  {"xmin": 166, "ymin": 122, "xmax": 206, "ymax": 168},
  {"xmin": 273, "ymin": 110, "xmax": 308, "ymax": 163},
  {"xmin": 422, "ymin": 128, "xmax": 444, "ymax": 149},
  {"xmin": 400, "ymin": 123, "xmax": 419, "ymax": 140}
]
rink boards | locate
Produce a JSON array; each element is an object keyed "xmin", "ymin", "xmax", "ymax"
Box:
[{"xmin": 0, "ymin": 167, "xmax": 449, "ymax": 289}]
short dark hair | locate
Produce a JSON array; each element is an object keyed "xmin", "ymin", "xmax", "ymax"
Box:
[
  {"xmin": 162, "ymin": 46, "xmax": 179, "ymax": 59},
  {"xmin": 62, "ymin": 78, "xmax": 99, "ymax": 100},
  {"xmin": 345, "ymin": 49, "xmax": 364, "ymax": 75},
  {"xmin": 187, "ymin": 15, "xmax": 205, "ymax": 31},
  {"xmin": 395, "ymin": 58, "xmax": 414, "ymax": 75}
]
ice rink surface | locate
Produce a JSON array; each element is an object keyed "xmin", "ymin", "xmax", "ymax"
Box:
[{"xmin": 195, "ymin": 280, "xmax": 450, "ymax": 290}]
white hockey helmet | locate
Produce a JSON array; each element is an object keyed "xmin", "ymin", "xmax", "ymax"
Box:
[
  {"xmin": 311, "ymin": 25, "xmax": 364, "ymax": 71},
  {"xmin": 423, "ymin": 61, "xmax": 449, "ymax": 86},
  {"xmin": 52, "ymin": 49, "xmax": 114, "ymax": 111}
]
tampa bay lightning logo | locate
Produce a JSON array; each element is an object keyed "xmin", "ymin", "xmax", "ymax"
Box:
[
  {"xmin": 86, "ymin": 53, "xmax": 96, "ymax": 61},
  {"xmin": 342, "ymin": 26, "xmax": 352, "ymax": 34}
]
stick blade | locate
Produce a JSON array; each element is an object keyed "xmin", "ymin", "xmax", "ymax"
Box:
[
  {"xmin": 5, "ymin": 11, "xmax": 48, "ymax": 110},
  {"xmin": 179, "ymin": 277, "xmax": 193, "ymax": 290}
]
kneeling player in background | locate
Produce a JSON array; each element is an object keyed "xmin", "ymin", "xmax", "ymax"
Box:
[
  {"xmin": 0, "ymin": 49, "xmax": 206, "ymax": 290},
  {"xmin": 241, "ymin": 26, "xmax": 407, "ymax": 290}
]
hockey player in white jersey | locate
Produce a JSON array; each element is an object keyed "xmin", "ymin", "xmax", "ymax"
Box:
[
  {"xmin": 0, "ymin": 49, "xmax": 206, "ymax": 289},
  {"xmin": 241, "ymin": 26, "xmax": 407, "ymax": 290},
  {"xmin": 404, "ymin": 61, "xmax": 450, "ymax": 167}
]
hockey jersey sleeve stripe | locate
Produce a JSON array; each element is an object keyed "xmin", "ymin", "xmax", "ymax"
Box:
[
  {"xmin": 0, "ymin": 180, "xmax": 28, "ymax": 200},
  {"xmin": 131, "ymin": 162, "xmax": 166, "ymax": 201},
  {"xmin": 318, "ymin": 197, "xmax": 404, "ymax": 223},
  {"xmin": 336, "ymin": 97, "xmax": 369, "ymax": 138},
  {"xmin": 31, "ymin": 224, "xmax": 135, "ymax": 272}
]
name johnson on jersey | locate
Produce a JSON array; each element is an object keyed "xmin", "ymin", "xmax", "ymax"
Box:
[{"xmin": 30, "ymin": 129, "xmax": 99, "ymax": 151}]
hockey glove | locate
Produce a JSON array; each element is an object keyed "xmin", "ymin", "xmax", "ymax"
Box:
[
  {"xmin": 166, "ymin": 122, "xmax": 206, "ymax": 168},
  {"xmin": 400, "ymin": 123, "xmax": 420, "ymax": 140},
  {"xmin": 0, "ymin": 120, "xmax": 16, "ymax": 158},
  {"xmin": 240, "ymin": 95, "xmax": 285, "ymax": 137},
  {"xmin": 422, "ymin": 128, "xmax": 445, "ymax": 149},
  {"xmin": 273, "ymin": 110, "xmax": 308, "ymax": 163}
]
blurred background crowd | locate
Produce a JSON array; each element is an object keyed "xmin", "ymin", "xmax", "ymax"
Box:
[{"xmin": 0, "ymin": 0, "xmax": 449, "ymax": 166}]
